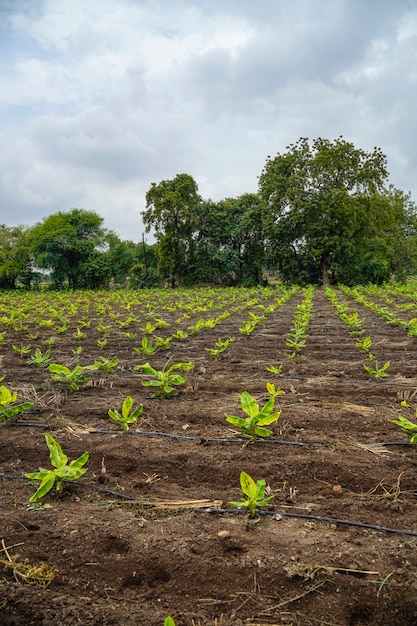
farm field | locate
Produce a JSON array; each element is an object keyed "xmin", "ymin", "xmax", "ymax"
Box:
[{"xmin": 1, "ymin": 284, "xmax": 417, "ymax": 625}]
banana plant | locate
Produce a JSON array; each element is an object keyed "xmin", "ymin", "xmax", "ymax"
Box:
[
  {"xmin": 0, "ymin": 385, "xmax": 34, "ymax": 424},
  {"xmin": 134, "ymin": 360, "xmax": 194, "ymax": 399},
  {"xmin": 25, "ymin": 433, "xmax": 89, "ymax": 502},
  {"xmin": 108, "ymin": 396, "xmax": 143, "ymax": 432},
  {"xmin": 49, "ymin": 363, "xmax": 98, "ymax": 392},
  {"xmin": 225, "ymin": 384, "xmax": 281, "ymax": 443},
  {"xmin": 228, "ymin": 471, "xmax": 275, "ymax": 518}
]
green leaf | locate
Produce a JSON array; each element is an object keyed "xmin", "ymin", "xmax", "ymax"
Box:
[
  {"xmin": 122, "ymin": 396, "xmax": 134, "ymax": 418},
  {"xmin": 27, "ymin": 472, "xmax": 56, "ymax": 503},
  {"xmin": 46, "ymin": 434, "xmax": 68, "ymax": 469},
  {"xmin": 49, "ymin": 363, "xmax": 71, "ymax": 375},
  {"xmin": 68, "ymin": 451, "xmax": 89, "ymax": 471},
  {"xmin": 240, "ymin": 471, "xmax": 257, "ymax": 499},
  {"xmin": 240, "ymin": 392, "xmax": 259, "ymax": 419},
  {"xmin": 254, "ymin": 426, "xmax": 273, "ymax": 437},
  {"xmin": 257, "ymin": 410, "xmax": 281, "ymax": 426},
  {"xmin": 225, "ymin": 415, "xmax": 248, "ymax": 427}
]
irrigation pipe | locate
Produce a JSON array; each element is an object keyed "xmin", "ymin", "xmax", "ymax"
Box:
[
  {"xmin": 90, "ymin": 429, "xmax": 323, "ymax": 446},
  {"xmin": 196, "ymin": 507, "xmax": 417, "ymax": 537},
  {"xmin": 5, "ymin": 423, "xmax": 416, "ymax": 448},
  {"xmin": 2, "ymin": 474, "xmax": 416, "ymax": 537}
]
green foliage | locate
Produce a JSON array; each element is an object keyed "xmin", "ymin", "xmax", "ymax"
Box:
[
  {"xmin": 205, "ymin": 337, "xmax": 235, "ymax": 359},
  {"xmin": 363, "ymin": 357, "xmax": 390, "ymax": 380},
  {"xmin": 134, "ymin": 360, "xmax": 194, "ymax": 398},
  {"xmin": 389, "ymin": 412, "xmax": 417, "ymax": 443},
  {"xmin": 356, "ymin": 336, "xmax": 373, "ymax": 353},
  {"xmin": 133, "ymin": 337, "xmax": 159, "ymax": 357},
  {"xmin": 93, "ymin": 356, "xmax": 118, "ymax": 374},
  {"xmin": 26, "ymin": 348, "xmax": 51, "ymax": 369},
  {"xmin": 266, "ymin": 364, "xmax": 282, "ymax": 376},
  {"xmin": 225, "ymin": 384, "xmax": 281, "ymax": 443},
  {"xmin": 228, "ymin": 471, "xmax": 275, "ymax": 518},
  {"xmin": 164, "ymin": 618, "xmax": 176, "ymax": 626},
  {"xmin": 28, "ymin": 208, "xmax": 107, "ymax": 289},
  {"xmin": 143, "ymin": 173, "xmax": 202, "ymax": 287},
  {"xmin": 49, "ymin": 363, "xmax": 98, "ymax": 392},
  {"xmin": 0, "ymin": 385, "xmax": 34, "ymax": 423},
  {"xmin": 12, "ymin": 343, "xmax": 31, "ymax": 357},
  {"xmin": 0, "ymin": 224, "xmax": 32, "ymax": 289},
  {"xmin": 258, "ymin": 137, "xmax": 407, "ymax": 285},
  {"xmin": 25, "ymin": 433, "xmax": 88, "ymax": 502},
  {"xmin": 108, "ymin": 396, "xmax": 143, "ymax": 432}
]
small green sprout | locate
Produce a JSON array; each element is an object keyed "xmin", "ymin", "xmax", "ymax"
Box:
[
  {"xmin": 93, "ymin": 356, "xmax": 118, "ymax": 375},
  {"xmin": 26, "ymin": 348, "xmax": 51, "ymax": 369},
  {"xmin": 266, "ymin": 364, "xmax": 282, "ymax": 376},
  {"xmin": 164, "ymin": 618, "xmax": 175, "ymax": 626},
  {"xmin": 389, "ymin": 411, "xmax": 417, "ymax": 443},
  {"xmin": 228, "ymin": 471, "xmax": 275, "ymax": 518},
  {"xmin": 133, "ymin": 337, "xmax": 158, "ymax": 357},
  {"xmin": 25, "ymin": 433, "xmax": 88, "ymax": 502},
  {"xmin": 0, "ymin": 331, "xmax": 7, "ymax": 343},
  {"xmin": 12, "ymin": 343, "xmax": 31, "ymax": 357},
  {"xmin": 97, "ymin": 338, "xmax": 108, "ymax": 349},
  {"xmin": 0, "ymin": 385, "xmax": 34, "ymax": 424},
  {"xmin": 225, "ymin": 384, "xmax": 281, "ymax": 443},
  {"xmin": 205, "ymin": 337, "xmax": 235, "ymax": 359},
  {"xmin": 42, "ymin": 337, "xmax": 57, "ymax": 346},
  {"xmin": 49, "ymin": 363, "xmax": 98, "ymax": 392},
  {"xmin": 356, "ymin": 336, "xmax": 373, "ymax": 353},
  {"xmin": 73, "ymin": 327, "xmax": 85, "ymax": 339},
  {"xmin": 171, "ymin": 330, "xmax": 188, "ymax": 341},
  {"xmin": 363, "ymin": 358, "xmax": 390, "ymax": 380},
  {"xmin": 108, "ymin": 396, "xmax": 143, "ymax": 432},
  {"xmin": 134, "ymin": 360, "xmax": 194, "ymax": 399}
]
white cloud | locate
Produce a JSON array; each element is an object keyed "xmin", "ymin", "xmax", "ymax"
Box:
[{"xmin": 0, "ymin": 0, "xmax": 416, "ymax": 241}]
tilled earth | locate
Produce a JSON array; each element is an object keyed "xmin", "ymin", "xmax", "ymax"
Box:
[{"xmin": 1, "ymin": 286, "xmax": 417, "ymax": 625}]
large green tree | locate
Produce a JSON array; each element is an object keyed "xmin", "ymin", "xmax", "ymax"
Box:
[
  {"xmin": 29, "ymin": 209, "xmax": 107, "ymax": 289},
  {"xmin": 0, "ymin": 225, "xmax": 32, "ymax": 289},
  {"xmin": 142, "ymin": 174, "xmax": 201, "ymax": 287},
  {"xmin": 190, "ymin": 194, "xmax": 266, "ymax": 285},
  {"xmin": 258, "ymin": 136, "xmax": 407, "ymax": 284}
]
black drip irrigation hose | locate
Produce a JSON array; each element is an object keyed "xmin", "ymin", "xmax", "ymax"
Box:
[
  {"xmin": 90, "ymin": 429, "xmax": 323, "ymax": 446},
  {"xmin": 196, "ymin": 507, "xmax": 417, "ymax": 537},
  {"xmin": 2, "ymin": 474, "xmax": 416, "ymax": 537},
  {"xmin": 6, "ymin": 423, "xmax": 416, "ymax": 448}
]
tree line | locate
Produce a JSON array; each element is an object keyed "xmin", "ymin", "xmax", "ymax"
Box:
[{"xmin": 1, "ymin": 136, "xmax": 416, "ymax": 290}]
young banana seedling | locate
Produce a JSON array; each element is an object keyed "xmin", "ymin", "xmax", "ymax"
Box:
[
  {"xmin": 25, "ymin": 433, "xmax": 89, "ymax": 502},
  {"xmin": 390, "ymin": 402, "xmax": 417, "ymax": 442},
  {"xmin": 0, "ymin": 385, "xmax": 34, "ymax": 424},
  {"xmin": 225, "ymin": 383, "xmax": 281, "ymax": 444},
  {"xmin": 228, "ymin": 471, "xmax": 275, "ymax": 518},
  {"xmin": 108, "ymin": 396, "xmax": 143, "ymax": 431},
  {"xmin": 134, "ymin": 360, "xmax": 194, "ymax": 398}
]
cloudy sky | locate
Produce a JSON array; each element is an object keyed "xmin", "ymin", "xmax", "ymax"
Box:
[{"xmin": 1, "ymin": 0, "xmax": 416, "ymax": 242}]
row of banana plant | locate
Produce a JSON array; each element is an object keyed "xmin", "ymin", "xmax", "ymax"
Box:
[
  {"xmin": 285, "ymin": 286, "xmax": 315, "ymax": 358},
  {"xmin": 324, "ymin": 286, "xmax": 391, "ymax": 379}
]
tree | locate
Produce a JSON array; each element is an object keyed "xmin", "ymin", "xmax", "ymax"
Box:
[
  {"xmin": 0, "ymin": 225, "xmax": 32, "ymax": 289},
  {"xmin": 190, "ymin": 194, "xmax": 266, "ymax": 286},
  {"xmin": 29, "ymin": 209, "xmax": 107, "ymax": 289},
  {"xmin": 259, "ymin": 137, "xmax": 398, "ymax": 284},
  {"xmin": 142, "ymin": 174, "xmax": 202, "ymax": 287}
]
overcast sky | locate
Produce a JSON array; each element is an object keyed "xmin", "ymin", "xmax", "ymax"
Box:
[{"xmin": 1, "ymin": 0, "xmax": 416, "ymax": 242}]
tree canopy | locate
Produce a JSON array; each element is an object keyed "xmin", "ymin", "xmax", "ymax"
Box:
[
  {"xmin": 29, "ymin": 209, "xmax": 108, "ymax": 289},
  {"xmin": 258, "ymin": 136, "xmax": 408, "ymax": 284},
  {"xmin": 1, "ymin": 136, "xmax": 416, "ymax": 290}
]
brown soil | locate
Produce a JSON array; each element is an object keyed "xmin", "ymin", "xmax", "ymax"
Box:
[{"xmin": 1, "ymin": 286, "xmax": 417, "ymax": 625}]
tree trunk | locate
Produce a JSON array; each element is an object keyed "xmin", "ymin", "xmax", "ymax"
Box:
[{"xmin": 322, "ymin": 260, "xmax": 329, "ymax": 285}]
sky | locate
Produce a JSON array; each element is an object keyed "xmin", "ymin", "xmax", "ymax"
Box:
[{"xmin": 1, "ymin": 0, "xmax": 417, "ymax": 243}]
